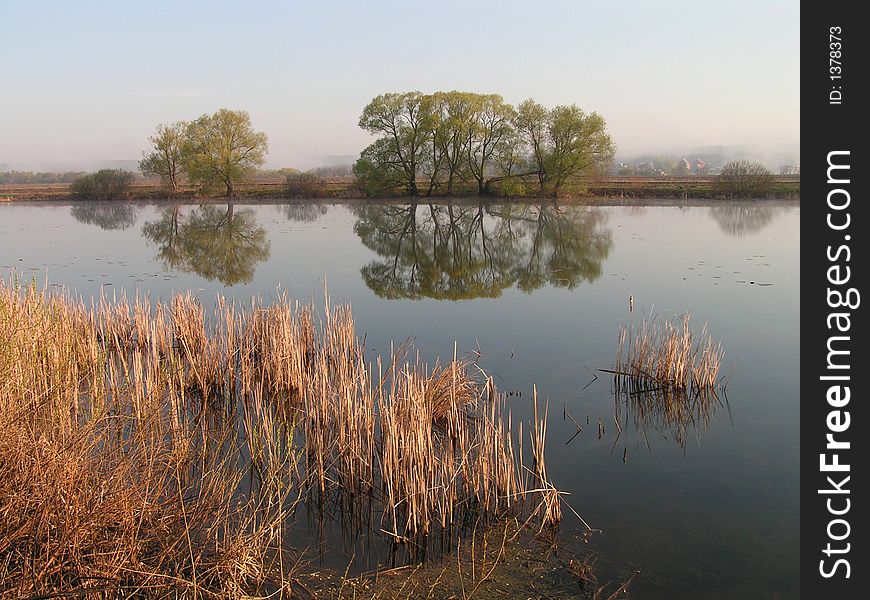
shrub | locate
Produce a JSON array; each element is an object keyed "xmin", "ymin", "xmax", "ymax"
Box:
[
  {"xmin": 70, "ymin": 169, "xmax": 135, "ymax": 200},
  {"xmin": 286, "ymin": 172, "xmax": 326, "ymax": 199},
  {"xmin": 715, "ymin": 161, "xmax": 774, "ymax": 198}
]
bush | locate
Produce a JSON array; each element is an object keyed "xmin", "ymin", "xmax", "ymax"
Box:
[
  {"xmin": 715, "ymin": 161, "xmax": 774, "ymax": 198},
  {"xmin": 286, "ymin": 172, "xmax": 326, "ymax": 199},
  {"xmin": 488, "ymin": 177, "xmax": 527, "ymax": 197},
  {"xmin": 70, "ymin": 169, "xmax": 135, "ymax": 200}
]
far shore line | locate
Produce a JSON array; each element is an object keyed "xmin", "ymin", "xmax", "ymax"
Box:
[
  {"xmin": 1, "ymin": 196, "xmax": 801, "ymax": 210},
  {"xmin": 0, "ymin": 175, "xmax": 800, "ymax": 203}
]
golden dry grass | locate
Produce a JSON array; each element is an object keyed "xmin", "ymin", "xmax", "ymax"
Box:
[
  {"xmin": 613, "ymin": 313, "xmax": 724, "ymax": 393},
  {"xmin": 0, "ymin": 277, "xmax": 562, "ymax": 598}
]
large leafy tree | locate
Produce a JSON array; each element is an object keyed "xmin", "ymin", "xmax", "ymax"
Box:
[
  {"xmin": 428, "ymin": 91, "xmax": 477, "ymax": 195},
  {"xmin": 466, "ymin": 94, "xmax": 516, "ymax": 195},
  {"xmin": 514, "ymin": 100, "xmax": 614, "ymax": 196},
  {"xmin": 139, "ymin": 122, "xmax": 187, "ymax": 194},
  {"xmin": 356, "ymin": 92, "xmax": 429, "ymax": 196},
  {"xmin": 183, "ymin": 109, "xmax": 268, "ymax": 197},
  {"xmin": 355, "ymin": 91, "xmax": 614, "ymax": 198},
  {"xmin": 513, "ymin": 100, "xmax": 550, "ymax": 193},
  {"xmin": 545, "ymin": 105, "xmax": 614, "ymax": 195}
]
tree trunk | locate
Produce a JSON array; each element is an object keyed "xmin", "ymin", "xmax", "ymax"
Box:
[{"xmin": 225, "ymin": 178, "xmax": 234, "ymax": 198}]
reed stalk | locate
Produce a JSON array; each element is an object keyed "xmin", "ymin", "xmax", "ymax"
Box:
[{"xmin": 0, "ymin": 277, "xmax": 562, "ymax": 597}]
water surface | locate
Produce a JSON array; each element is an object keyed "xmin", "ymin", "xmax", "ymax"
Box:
[{"xmin": 0, "ymin": 199, "xmax": 800, "ymax": 598}]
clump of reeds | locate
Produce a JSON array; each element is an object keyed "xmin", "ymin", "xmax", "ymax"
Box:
[
  {"xmin": 612, "ymin": 313, "xmax": 723, "ymax": 393},
  {"xmin": 0, "ymin": 282, "xmax": 299, "ymax": 598},
  {"xmin": 0, "ymin": 276, "xmax": 563, "ymax": 597}
]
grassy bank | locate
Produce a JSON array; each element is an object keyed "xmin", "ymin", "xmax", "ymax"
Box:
[
  {"xmin": 0, "ymin": 175, "xmax": 800, "ymax": 202},
  {"xmin": 0, "ymin": 279, "xmax": 564, "ymax": 598}
]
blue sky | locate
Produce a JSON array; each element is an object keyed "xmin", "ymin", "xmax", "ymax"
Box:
[{"xmin": 1, "ymin": 0, "xmax": 799, "ymax": 169}]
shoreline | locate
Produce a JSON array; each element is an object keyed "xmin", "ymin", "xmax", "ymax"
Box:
[
  {"xmin": 0, "ymin": 176, "xmax": 801, "ymax": 203},
  {"xmin": 3, "ymin": 196, "xmax": 801, "ymax": 209}
]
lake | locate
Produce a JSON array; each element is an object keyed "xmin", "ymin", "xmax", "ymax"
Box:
[{"xmin": 0, "ymin": 199, "xmax": 799, "ymax": 598}]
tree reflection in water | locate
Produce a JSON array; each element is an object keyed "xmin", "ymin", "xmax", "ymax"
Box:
[
  {"xmin": 282, "ymin": 202, "xmax": 328, "ymax": 222},
  {"xmin": 709, "ymin": 204, "xmax": 783, "ymax": 238},
  {"xmin": 70, "ymin": 202, "xmax": 140, "ymax": 230},
  {"xmin": 354, "ymin": 202, "xmax": 612, "ymax": 299},
  {"xmin": 142, "ymin": 202, "xmax": 270, "ymax": 285}
]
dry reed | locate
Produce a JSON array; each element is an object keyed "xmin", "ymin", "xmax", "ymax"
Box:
[
  {"xmin": 612, "ymin": 313, "xmax": 723, "ymax": 393},
  {"xmin": 0, "ymin": 277, "xmax": 562, "ymax": 598}
]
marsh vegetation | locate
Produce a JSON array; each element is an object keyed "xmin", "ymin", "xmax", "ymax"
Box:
[{"xmin": 0, "ymin": 278, "xmax": 568, "ymax": 597}]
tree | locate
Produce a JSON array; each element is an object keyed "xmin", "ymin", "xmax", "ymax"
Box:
[
  {"xmin": 139, "ymin": 122, "xmax": 187, "ymax": 194},
  {"xmin": 545, "ymin": 105, "xmax": 614, "ymax": 195},
  {"xmin": 513, "ymin": 100, "xmax": 614, "ymax": 196},
  {"xmin": 513, "ymin": 99, "xmax": 550, "ymax": 192},
  {"xmin": 428, "ymin": 91, "xmax": 477, "ymax": 195},
  {"xmin": 466, "ymin": 94, "xmax": 516, "ymax": 195},
  {"xmin": 715, "ymin": 161, "xmax": 774, "ymax": 198},
  {"xmin": 354, "ymin": 91, "xmax": 613, "ymax": 198},
  {"xmin": 183, "ymin": 109, "xmax": 268, "ymax": 197},
  {"xmin": 70, "ymin": 169, "xmax": 135, "ymax": 200},
  {"xmin": 356, "ymin": 92, "xmax": 429, "ymax": 195}
]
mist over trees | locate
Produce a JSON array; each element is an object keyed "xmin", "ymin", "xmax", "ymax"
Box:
[{"xmin": 353, "ymin": 91, "xmax": 614, "ymax": 198}]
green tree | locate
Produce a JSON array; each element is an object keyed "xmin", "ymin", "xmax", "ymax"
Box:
[
  {"xmin": 183, "ymin": 109, "xmax": 268, "ymax": 197},
  {"xmin": 466, "ymin": 94, "xmax": 516, "ymax": 195},
  {"xmin": 513, "ymin": 101, "xmax": 614, "ymax": 196},
  {"xmin": 356, "ymin": 92, "xmax": 430, "ymax": 196},
  {"xmin": 139, "ymin": 122, "xmax": 187, "ymax": 194},
  {"xmin": 513, "ymin": 99, "xmax": 550, "ymax": 193},
  {"xmin": 545, "ymin": 105, "xmax": 614, "ymax": 195},
  {"xmin": 429, "ymin": 91, "xmax": 477, "ymax": 195}
]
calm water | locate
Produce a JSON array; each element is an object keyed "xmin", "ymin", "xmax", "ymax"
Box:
[{"xmin": 0, "ymin": 200, "xmax": 799, "ymax": 598}]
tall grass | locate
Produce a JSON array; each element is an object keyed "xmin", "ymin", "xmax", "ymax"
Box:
[
  {"xmin": 612, "ymin": 313, "xmax": 723, "ymax": 393},
  {"xmin": 0, "ymin": 278, "xmax": 561, "ymax": 597},
  {"xmin": 607, "ymin": 313, "xmax": 725, "ymax": 450}
]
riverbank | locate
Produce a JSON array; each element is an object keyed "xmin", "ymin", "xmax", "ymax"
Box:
[{"xmin": 0, "ymin": 175, "xmax": 800, "ymax": 202}]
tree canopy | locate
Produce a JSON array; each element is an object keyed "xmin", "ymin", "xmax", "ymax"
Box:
[
  {"xmin": 182, "ymin": 109, "xmax": 268, "ymax": 197},
  {"xmin": 139, "ymin": 122, "xmax": 187, "ymax": 194},
  {"xmin": 354, "ymin": 91, "xmax": 614, "ymax": 198}
]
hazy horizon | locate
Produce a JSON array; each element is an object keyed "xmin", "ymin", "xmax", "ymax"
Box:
[{"xmin": 2, "ymin": 1, "xmax": 799, "ymax": 171}]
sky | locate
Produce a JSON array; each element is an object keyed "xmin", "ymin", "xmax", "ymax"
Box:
[{"xmin": 1, "ymin": 0, "xmax": 800, "ymax": 170}]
